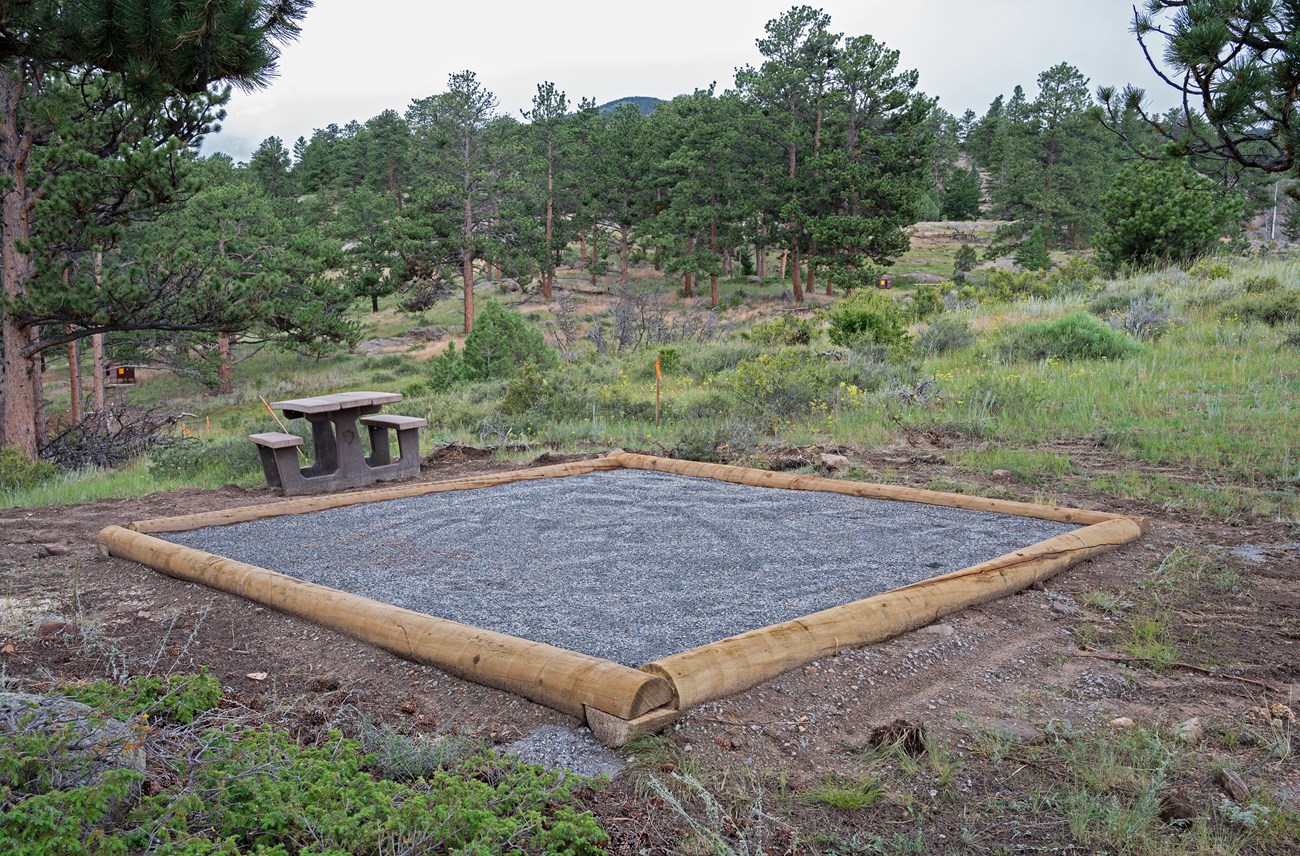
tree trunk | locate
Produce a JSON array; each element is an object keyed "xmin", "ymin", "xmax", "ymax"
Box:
[
  {"xmin": 92, "ymin": 250, "xmax": 105, "ymax": 413},
  {"xmin": 371, "ymin": 293, "xmax": 379, "ymax": 313},
  {"xmin": 66, "ymin": 331, "xmax": 81, "ymax": 424},
  {"xmin": 579, "ymin": 228, "xmax": 588, "ymax": 265},
  {"xmin": 683, "ymin": 238, "xmax": 694, "ymax": 297},
  {"xmin": 806, "ymin": 238, "xmax": 817, "ymax": 296},
  {"xmin": 619, "ymin": 224, "xmax": 629, "ymax": 286},
  {"xmin": 791, "ymin": 244, "xmax": 804, "ymax": 303},
  {"xmin": 92, "ymin": 333, "xmax": 105, "ymax": 412},
  {"xmin": 779, "ymin": 249, "xmax": 787, "ymax": 281},
  {"xmin": 217, "ymin": 332, "xmax": 233, "ymax": 395},
  {"xmin": 462, "ymin": 195, "xmax": 474, "ymax": 334},
  {"xmin": 1, "ymin": 74, "xmax": 38, "ymax": 458},
  {"xmin": 543, "ymin": 138, "xmax": 554, "ymax": 299},
  {"xmin": 710, "ymin": 214, "xmax": 720, "ymax": 307}
]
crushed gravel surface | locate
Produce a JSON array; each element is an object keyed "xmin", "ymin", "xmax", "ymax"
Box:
[
  {"xmin": 163, "ymin": 470, "xmax": 1078, "ymax": 665},
  {"xmin": 503, "ymin": 726, "xmax": 626, "ymax": 778}
]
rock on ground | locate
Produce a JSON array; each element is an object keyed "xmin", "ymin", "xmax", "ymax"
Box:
[{"xmin": 0, "ymin": 691, "xmax": 145, "ymax": 792}]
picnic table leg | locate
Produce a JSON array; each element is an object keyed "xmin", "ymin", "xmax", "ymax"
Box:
[
  {"xmin": 256, "ymin": 446, "xmax": 283, "ymax": 488},
  {"xmin": 304, "ymin": 414, "xmax": 338, "ymax": 477},
  {"xmin": 365, "ymin": 422, "xmax": 392, "ymax": 466},
  {"xmin": 331, "ymin": 406, "xmax": 380, "ymax": 482},
  {"xmin": 396, "ymin": 427, "xmax": 421, "ymax": 475}
]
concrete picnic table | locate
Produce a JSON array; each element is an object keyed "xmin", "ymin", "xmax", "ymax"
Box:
[{"xmin": 250, "ymin": 391, "xmax": 426, "ymax": 495}]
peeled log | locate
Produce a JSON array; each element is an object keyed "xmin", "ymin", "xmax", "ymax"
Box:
[
  {"xmin": 131, "ymin": 457, "xmax": 624, "ymax": 534},
  {"xmin": 643, "ymin": 517, "xmax": 1143, "ymax": 709},
  {"xmin": 609, "ymin": 452, "xmax": 1134, "ymax": 528},
  {"xmin": 96, "ymin": 525, "xmax": 673, "ymax": 720}
]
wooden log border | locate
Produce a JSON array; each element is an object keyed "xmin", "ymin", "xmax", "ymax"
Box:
[{"xmin": 98, "ymin": 451, "xmax": 1145, "ymax": 746}]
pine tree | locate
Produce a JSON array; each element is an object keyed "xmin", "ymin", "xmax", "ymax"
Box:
[
  {"xmin": 953, "ymin": 243, "xmax": 978, "ymax": 280},
  {"xmin": 942, "ymin": 167, "xmax": 982, "ymax": 220},
  {"xmin": 1094, "ymin": 159, "xmax": 1242, "ymax": 272},
  {"xmin": 407, "ymin": 71, "xmax": 502, "ymax": 333},
  {"xmin": 522, "ymin": 82, "xmax": 569, "ymax": 298},
  {"xmin": 1014, "ymin": 224, "xmax": 1052, "ymax": 271},
  {"xmin": 1, "ymin": 0, "xmax": 311, "ymax": 458}
]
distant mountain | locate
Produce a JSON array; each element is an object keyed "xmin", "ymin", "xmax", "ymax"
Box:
[{"xmin": 597, "ymin": 96, "xmax": 664, "ymax": 116}]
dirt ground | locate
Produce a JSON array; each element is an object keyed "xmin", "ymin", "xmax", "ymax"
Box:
[{"xmin": 2, "ymin": 440, "xmax": 1297, "ymax": 853}]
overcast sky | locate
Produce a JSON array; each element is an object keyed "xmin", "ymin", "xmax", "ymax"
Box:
[{"xmin": 207, "ymin": 0, "xmax": 1176, "ymax": 162}]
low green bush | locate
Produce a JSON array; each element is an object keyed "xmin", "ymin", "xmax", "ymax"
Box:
[
  {"xmin": 462, "ymin": 300, "xmax": 556, "ymax": 381},
  {"xmin": 917, "ymin": 316, "xmax": 978, "ymax": 356},
  {"xmin": 977, "ymin": 268, "xmax": 1057, "ymax": 302},
  {"xmin": 500, "ymin": 363, "xmax": 554, "ymax": 416},
  {"xmin": 148, "ymin": 437, "xmax": 262, "ymax": 484},
  {"xmin": 0, "ymin": 446, "xmax": 56, "ymax": 492},
  {"xmin": 744, "ymin": 314, "xmax": 814, "ymax": 346},
  {"xmin": 1088, "ymin": 282, "xmax": 1166, "ymax": 317},
  {"xmin": 0, "ymin": 724, "xmax": 608, "ymax": 855},
  {"xmin": 1224, "ymin": 288, "xmax": 1300, "ymax": 327},
  {"xmin": 727, "ymin": 349, "xmax": 843, "ymax": 426},
  {"xmin": 996, "ymin": 312, "xmax": 1141, "ymax": 362},
  {"xmin": 826, "ymin": 291, "xmax": 910, "ymax": 353},
  {"xmin": 1049, "ymin": 256, "xmax": 1102, "ymax": 290},
  {"xmin": 1240, "ymin": 274, "xmax": 1284, "ymax": 294},
  {"xmin": 57, "ymin": 670, "xmax": 222, "ymax": 725},
  {"xmin": 1188, "ymin": 257, "xmax": 1232, "ymax": 280},
  {"xmin": 679, "ymin": 341, "xmax": 766, "ymax": 378},
  {"xmin": 906, "ymin": 285, "xmax": 945, "ymax": 322}
]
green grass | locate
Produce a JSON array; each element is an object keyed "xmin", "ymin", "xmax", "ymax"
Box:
[
  {"xmin": 18, "ymin": 256, "xmax": 1300, "ymax": 522},
  {"xmin": 802, "ymin": 777, "xmax": 885, "ymax": 810}
]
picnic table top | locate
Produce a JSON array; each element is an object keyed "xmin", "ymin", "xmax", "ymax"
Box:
[{"xmin": 270, "ymin": 391, "xmax": 402, "ymax": 415}]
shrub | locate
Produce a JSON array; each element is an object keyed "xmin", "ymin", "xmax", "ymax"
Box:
[
  {"xmin": 1094, "ymin": 159, "xmax": 1243, "ymax": 273},
  {"xmin": 425, "ymin": 342, "xmax": 464, "ymax": 392},
  {"xmin": 0, "ymin": 725, "xmax": 608, "ymax": 855},
  {"xmin": 58, "ymin": 670, "xmax": 222, "ymax": 725},
  {"xmin": 1014, "ymin": 224, "xmax": 1052, "ymax": 271},
  {"xmin": 671, "ymin": 419, "xmax": 760, "ymax": 463},
  {"xmin": 727, "ymin": 349, "xmax": 841, "ymax": 426},
  {"xmin": 1188, "ymin": 257, "xmax": 1232, "ymax": 281},
  {"xmin": 680, "ymin": 342, "xmax": 766, "ymax": 377},
  {"xmin": 906, "ymin": 285, "xmax": 945, "ymax": 322},
  {"xmin": 462, "ymin": 300, "xmax": 556, "ymax": 381},
  {"xmin": 1088, "ymin": 282, "xmax": 1165, "ymax": 317},
  {"xmin": 1104, "ymin": 297, "xmax": 1175, "ymax": 341},
  {"xmin": 1048, "ymin": 256, "xmax": 1102, "ymax": 290},
  {"xmin": 918, "ymin": 316, "xmax": 978, "ymax": 356},
  {"xmin": 1241, "ymin": 274, "xmax": 1283, "ymax": 294},
  {"xmin": 744, "ymin": 314, "xmax": 813, "ymax": 346},
  {"xmin": 1283, "ymin": 326, "xmax": 1300, "ymax": 349},
  {"xmin": 953, "ymin": 243, "xmax": 978, "ymax": 280},
  {"xmin": 978, "ymin": 268, "xmax": 1057, "ymax": 302},
  {"xmin": 1224, "ymin": 288, "xmax": 1300, "ymax": 326},
  {"xmin": 996, "ymin": 312, "xmax": 1142, "ymax": 362},
  {"xmin": 500, "ymin": 363, "xmax": 554, "ymax": 416},
  {"xmin": 826, "ymin": 291, "xmax": 910, "ymax": 352},
  {"xmin": 0, "ymin": 446, "xmax": 57, "ymax": 492},
  {"xmin": 656, "ymin": 346, "xmax": 682, "ymax": 374},
  {"xmin": 148, "ymin": 437, "xmax": 262, "ymax": 484}
]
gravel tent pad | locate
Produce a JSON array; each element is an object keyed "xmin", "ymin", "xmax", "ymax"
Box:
[
  {"xmin": 161, "ymin": 469, "xmax": 1080, "ymax": 666},
  {"xmin": 98, "ymin": 452, "xmax": 1145, "ymax": 746}
]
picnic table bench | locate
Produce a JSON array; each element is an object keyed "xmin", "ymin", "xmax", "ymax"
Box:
[{"xmin": 250, "ymin": 391, "xmax": 426, "ymax": 495}]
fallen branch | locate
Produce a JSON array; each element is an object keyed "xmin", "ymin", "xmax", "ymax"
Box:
[{"xmin": 1073, "ymin": 651, "xmax": 1281, "ymax": 693}]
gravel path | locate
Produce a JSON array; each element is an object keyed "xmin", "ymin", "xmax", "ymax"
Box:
[{"xmin": 164, "ymin": 470, "xmax": 1077, "ymax": 665}]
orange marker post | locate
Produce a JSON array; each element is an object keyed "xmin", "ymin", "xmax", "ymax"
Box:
[{"xmin": 655, "ymin": 357, "xmax": 662, "ymax": 425}]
